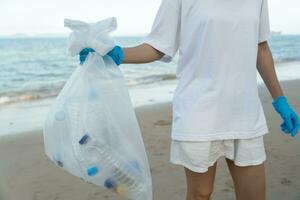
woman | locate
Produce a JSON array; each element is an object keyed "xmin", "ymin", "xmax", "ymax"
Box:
[{"xmin": 80, "ymin": 0, "xmax": 299, "ymax": 199}]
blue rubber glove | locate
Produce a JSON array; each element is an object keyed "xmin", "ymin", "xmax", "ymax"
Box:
[
  {"xmin": 79, "ymin": 48, "xmax": 95, "ymax": 65},
  {"xmin": 79, "ymin": 46, "xmax": 124, "ymax": 66},
  {"xmin": 107, "ymin": 46, "xmax": 124, "ymax": 66},
  {"xmin": 272, "ymin": 96, "xmax": 299, "ymax": 137}
]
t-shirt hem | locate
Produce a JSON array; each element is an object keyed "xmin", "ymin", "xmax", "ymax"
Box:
[
  {"xmin": 171, "ymin": 125, "xmax": 269, "ymax": 142},
  {"xmin": 258, "ymin": 32, "xmax": 271, "ymax": 43}
]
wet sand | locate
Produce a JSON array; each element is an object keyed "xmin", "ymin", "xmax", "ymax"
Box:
[{"xmin": 0, "ymin": 79, "xmax": 300, "ymax": 200}]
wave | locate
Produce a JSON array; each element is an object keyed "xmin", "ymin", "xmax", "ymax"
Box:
[
  {"xmin": 0, "ymin": 94, "xmax": 40, "ymax": 104},
  {"xmin": 275, "ymin": 57, "xmax": 300, "ymax": 63},
  {"xmin": 0, "ymin": 93, "xmax": 58, "ymax": 105}
]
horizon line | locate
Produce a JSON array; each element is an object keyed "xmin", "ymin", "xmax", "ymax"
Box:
[
  {"xmin": 0, "ymin": 33, "xmax": 148, "ymax": 39},
  {"xmin": 1, "ymin": 31, "xmax": 300, "ymax": 39}
]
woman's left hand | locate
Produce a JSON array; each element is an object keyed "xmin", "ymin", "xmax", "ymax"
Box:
[{"xmin": 272, "ymin": 96, "xmax": 299, "ymax": 137}]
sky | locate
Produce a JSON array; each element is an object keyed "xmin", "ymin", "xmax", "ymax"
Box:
[{"xmin": 0, "ymin": 0, "xmax": 300, "ymax": 37}]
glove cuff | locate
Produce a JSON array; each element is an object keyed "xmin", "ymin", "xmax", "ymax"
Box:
[
  {"xmin": 107, "ymin": 45, "xmax": 124, "ymax": 66},
  {"xmin": 272, "ymin": 95, "xmax": 290, "ymax": 115},
  {"xmin": 115, "ymin": 45, "xmax": 124, "ymax": 65}
]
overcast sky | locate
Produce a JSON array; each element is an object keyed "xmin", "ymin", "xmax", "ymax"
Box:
[{"xmin": 1, "ymin": 0, "xmax": 300, "ymax": 37}]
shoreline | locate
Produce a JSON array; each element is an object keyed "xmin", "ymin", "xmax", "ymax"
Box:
[
  {"xmin": 0, "ymin": 78, "xmax": 300, "ymax": 199},
  {"xmin": 0, "ymin": 80, "xmax": 177, "ymax": 136}
]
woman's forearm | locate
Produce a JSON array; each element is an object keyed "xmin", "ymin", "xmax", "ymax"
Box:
[
  {"xmin": 122, "ymin": 43, "xmax": 164, "ymax": 64},
  {"xmin": 257, "ymin": 42, "xmax": 283, "ymax": 99}
]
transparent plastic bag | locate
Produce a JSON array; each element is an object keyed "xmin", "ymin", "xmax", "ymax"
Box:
[{"xmin": 43, "ymin": 17, "xmax": 153, "ymax": 200}]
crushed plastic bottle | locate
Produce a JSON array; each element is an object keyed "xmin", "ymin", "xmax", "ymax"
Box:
[
  {"xmin": 78, "ymin": 134, "xmax": 147, "ymax": 199},
  {"xmin": 97, "ymin": 143, "xmax": 144, "ymax": 196}
]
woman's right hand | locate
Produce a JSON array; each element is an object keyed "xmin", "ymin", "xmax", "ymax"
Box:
[
  {"xmin": 79, "ymin": 46, "xmax": 124, "ymax": 66},
  {"xmin": 79, "ymin": 48, "xmax": 95, "ymax": 65},
  {"xmin": 79, "ymin": 43, "xmax": 165, "ymax": 65}
]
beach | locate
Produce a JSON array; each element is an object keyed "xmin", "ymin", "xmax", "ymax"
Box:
[{"xmin": 0, "ymin": 78, "xmax": 300, "ymax": 200}]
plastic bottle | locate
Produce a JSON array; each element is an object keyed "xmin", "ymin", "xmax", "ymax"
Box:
[
  {"xmin": 98, "ymin": 143, "xmax": 145, "ymax": 198},
  {"xmin": 78, "ymin": 134, "xmax": 145, "ymax": 198}
]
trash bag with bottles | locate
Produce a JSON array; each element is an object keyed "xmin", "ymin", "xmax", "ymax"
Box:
[{"xmin": 43, "ymin": 17, "xmax": 152, "ymax": 200}]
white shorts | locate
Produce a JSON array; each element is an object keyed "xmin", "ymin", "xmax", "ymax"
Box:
[{"xmin": 170, "ymin": 136, "xmax": 266, "ymax": 173}]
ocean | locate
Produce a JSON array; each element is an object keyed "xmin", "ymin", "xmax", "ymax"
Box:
[{"xmin": 0, "ymin": 35, "xmax": 300, "ymax": 105}]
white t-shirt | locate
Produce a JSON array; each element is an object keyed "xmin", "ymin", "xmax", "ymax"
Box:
[{"xmin": 144, "ymin": 0, "xmax": 271, "ymax": 141}]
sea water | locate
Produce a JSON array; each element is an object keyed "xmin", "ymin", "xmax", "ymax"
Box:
[{"xmin": 0, "ymin": 35, "xmax": 300, "ymax": 105}]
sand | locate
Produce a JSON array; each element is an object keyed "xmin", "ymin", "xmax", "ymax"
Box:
[{"xmin": 0, "ymin": 79, "xmax": 300, "ymax": 200}]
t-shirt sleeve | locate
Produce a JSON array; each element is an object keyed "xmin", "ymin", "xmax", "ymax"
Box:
[
  {"xmin": 144, "ymin": 0, "xmax": 181, "ymax": 62},
  {"xmin": 258, "ymin": 0, "xmax": 271, "ymax": 43}
]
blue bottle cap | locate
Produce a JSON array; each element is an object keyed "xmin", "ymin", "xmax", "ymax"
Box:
[
  {"xmin": 88, "ymin": 89, "xmax": 98, "ymax": 101},
  {"xmin": 55, "ymin": 111, "xmax": 66, "ymax": 121},
  {"xmin": 57, "ymin": 160, "xmax": 63, "ymax": 167},
  {"xmin": 79, "ymin": 134, "xmax": 89, "ymax": 145},
  {"xmin": 53, "ymin": 154, "xmax": 63, "ymax": 167},
  {"xmin": 104, "ymin": 179, "xmax": 116, "ymax": 189},
  {"xmin": 87, "ymin": 166, "xmax": 98, "ymax": 176}
]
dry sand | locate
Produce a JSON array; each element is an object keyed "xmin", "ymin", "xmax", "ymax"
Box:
[{"xmin": 0, "ymin": 79, "xmax": 300, "ymax": 200}]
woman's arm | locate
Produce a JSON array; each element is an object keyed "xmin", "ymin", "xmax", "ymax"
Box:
[
  {"xmin": 122, "ymin": 43, "xmax": 164, "ymax": 64},
  {"xmin": 258, "ymin": 41, "xmax": 300, "ymax": 136},
  {"xmin": 256, "ymin": 41, "xmax": 283, "ymax": 99}
]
